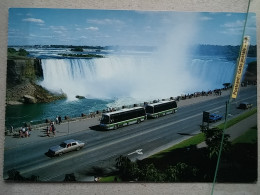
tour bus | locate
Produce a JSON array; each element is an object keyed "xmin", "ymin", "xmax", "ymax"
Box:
[
  {"xmin": 99, "ymin": 107, "xmax": 146, "ymax": 130},
  {"xmin": 145, "ymin": 100, "xmax": 177, "ymax": 118}
]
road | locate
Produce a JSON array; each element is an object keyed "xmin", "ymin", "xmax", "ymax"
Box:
[{"xmin": 3, "ymin": 86, "xmax": 257, "ymax": 181}]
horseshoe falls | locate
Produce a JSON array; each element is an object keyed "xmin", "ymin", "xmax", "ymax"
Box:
[{"xmin": 40, "ymin": 54, "xmax": 237, "ymax": 102}]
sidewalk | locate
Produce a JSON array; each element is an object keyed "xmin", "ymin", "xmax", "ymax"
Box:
[
  {"xmin": 4, "ymin": 86, "xmax": 256, "ymax": 149},
  {"xmin": 4, "ymin": 116, "xmax": 100, "ymax": 149}
]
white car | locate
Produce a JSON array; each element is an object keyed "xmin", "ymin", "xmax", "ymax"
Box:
[{"xmin": 48, "ymin": 139, "xmax": 85, "ymax": 156}]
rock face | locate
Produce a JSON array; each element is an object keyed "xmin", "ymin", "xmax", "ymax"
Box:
[
  {"xmin": 6, "ymin": 58, "xmax": 66, "ymax": 104},
  {"xmin": 23, "ymin": 95, "xmax": 37, "ymax": 104},
  {"xmin": 76, "ymin": 95, "xmax": 85, "ymax": 99},
  {"xmin": 7, "ymin": 59, "xmax": 43, "ymax": 85}
]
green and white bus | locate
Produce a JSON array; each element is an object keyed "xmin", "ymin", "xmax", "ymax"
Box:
[
  {"xmin": 145, "ymin": 100, "xmax": 177, "ymax": 118},
  {"xmin": 99, "ymin": 107, "xmax": 146, "ymax": 130}
]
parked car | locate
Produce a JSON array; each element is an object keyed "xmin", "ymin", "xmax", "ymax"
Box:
[
  {"xmin": 48, "ymin": 139, "xmax": 85, "ymax": 156},
  {"xmin": 237, "ymin": 102, "xmax": 253, "ymax": 109},
  {"xmin": 209, "ymin": 113, "xmax": 223, "ymax": 122}
]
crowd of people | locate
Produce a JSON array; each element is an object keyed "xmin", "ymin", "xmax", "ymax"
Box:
[
  {"xmin": 46, "ymin": 121, "xmax": 56, "ymax": 137},
  {"xmin": 176, "ymin": 88, "xmax": 223, "ymax": 101},
  {"xmin": 19, "ymin": 126, "xmax": 31, "ymax": 138},
  {"xmin": 55, "ymin": 116, "xmax": 62, "ymax": 124}
]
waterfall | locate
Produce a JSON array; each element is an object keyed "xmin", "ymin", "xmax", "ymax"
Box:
[
  {"xmin": 40, "ymin": 54, "xmax": 237, "ymax": 102},
  {"xmin": 190, "ymin": 57, "xmax": 236, "ymax": 89}
]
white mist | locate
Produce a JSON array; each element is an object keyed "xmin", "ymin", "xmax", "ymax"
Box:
[{"xmin": 40, "ymin": 13, "xmax": 235, "ymax": 104}]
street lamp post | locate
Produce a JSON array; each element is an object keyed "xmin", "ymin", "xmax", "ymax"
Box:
[{"xmin": 67, "ymin": 118, "xmax": 70, "ymax": 135}]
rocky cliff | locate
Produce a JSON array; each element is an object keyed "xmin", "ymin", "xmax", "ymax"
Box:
[
  {"xmin": 6, "ymin": 58, "xmax": 66, "ymax": 105},
  {"xmin": 7, "ymin": 59, "xmax": 43, "ymax": 84}
]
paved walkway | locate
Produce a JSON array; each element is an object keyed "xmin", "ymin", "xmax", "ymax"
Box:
[
  {"xmin": 4, "ymin": 86, "xmax": 256, "ymax": 150},
  {"xmin": 4, "ymin": 116, "xmax": 100, "ymax": 149}
]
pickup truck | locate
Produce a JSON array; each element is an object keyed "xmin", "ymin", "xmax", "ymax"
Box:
[{"xmin": 48, "ymin": 139, "xmax": 85, "ymax": 157}]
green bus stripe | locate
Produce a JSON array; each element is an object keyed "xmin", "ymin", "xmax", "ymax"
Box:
[
  {"xmin": 151, "ymin": 108, "xmax": 177, "ymax": 116},
  {"xmin": 107, "ymin": 116, "xmax": 145, "ymax": 127}
]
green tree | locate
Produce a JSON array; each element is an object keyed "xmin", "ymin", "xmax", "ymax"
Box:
[
  {"xmin": 18, "ymin": 48, "xmax": 29, "ymax": 56},
  {"xmin": 165, "ymin": 162, "xmax": 198, "ymax": 182},
  {"xmin": 71, "ymin": 47, "xmax": 83, "ymax": 52},
  {"xmin": 8, "ymin": 48, "xmax": 17, "ymax": 53},
  {"xmin": 115, "ymin": 155, "xmax": 140, "ymax": 181},
  {"xmin": 201, "ymin": 127, "xmax": 231, "ymax": 159},
  {"xmin": 139, "ymin": 163, "xmax": 164, "ymax": 182},
  {"xmin": 7, "ymin": 169, "xmax": 40, "ymax": 181},
  {"xmin": 64, "ymin": 173, "xmax": 76, "ymax": 182}
]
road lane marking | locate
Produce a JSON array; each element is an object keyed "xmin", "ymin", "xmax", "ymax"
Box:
[
  {"xmin": 6, "ymin": 94, "xmax": 257, "ymax": 179},
  {"xmin": 128, "ymin": 149, "xmax": 143, "ymax": 155}
]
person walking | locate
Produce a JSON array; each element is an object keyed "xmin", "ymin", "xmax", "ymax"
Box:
[
  {"xmin": 52, "ymin": 124, "xmax": 56, "ymax": 136},
  {"xmin": 58, "ymin": 116, "xmax": 62, "ymax": 124},
  {"xmin": 46, "ymin": 126, "xmax": 50, "ymax": 137},
  {"xmin": 56, "ymin": 116, "xmax": 59, "ymax": 124}
]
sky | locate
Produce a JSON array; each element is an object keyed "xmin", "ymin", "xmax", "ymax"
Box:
[{"xmin": 8, "ymin": 8, "xmax": 257, "ymax": 46}]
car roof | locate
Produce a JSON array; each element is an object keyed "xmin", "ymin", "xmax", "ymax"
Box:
[
  {"xmin": 209, "ymin": 113, "xmax": 218, "ymax": 116},
  {"xmin": 63, "ymin": 139, "xmax": 77, "ymax": 144}
]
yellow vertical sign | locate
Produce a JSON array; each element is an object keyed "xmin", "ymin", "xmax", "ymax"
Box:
[{"xmin": 231, "ymin": 36, "xmax": 250, "ymax": 99}]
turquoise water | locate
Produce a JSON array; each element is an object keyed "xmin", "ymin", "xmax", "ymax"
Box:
[
  {"xmin": 5, "ymin": 98, "xmax": 113, "ymax": 128},
  {"xmin": 5, "ymin": 46, "xmax": 256, "ymax": 129}
]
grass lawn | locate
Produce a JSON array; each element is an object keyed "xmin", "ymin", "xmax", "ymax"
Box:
[
  {"xmin": 232, "ymin": 125, "xmax": 257, "ymax": 144},
  {"xmin": 217, "ymin": 108, "xmax": 257, "ymax": 130},
  {"xmin": 99, "ymin": 175, "xmax": 121, "ymax": 182}
]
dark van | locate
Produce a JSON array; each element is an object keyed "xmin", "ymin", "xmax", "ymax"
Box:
[{"xmin": 237, "ymin": 102, "xmax": 253, "ymax": 109}]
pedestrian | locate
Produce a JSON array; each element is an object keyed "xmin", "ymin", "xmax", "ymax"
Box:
[
  {"xmin": 52, "ymin": 124, "xmax": 56, "ymax": 136},
  {"xmin": 58, "ymin": 116, "xmax": 62, "ymax": 124},
  {"xmin": 25, "ymin": 129, "xmax": 30, "ymax": 138},
  {"xmin": 49, "ymin": 124, "xmax": 52, "ymax": 134},
  {"xmin": 56, "ymin": 116, "xmax": 59, "ymax": 124},
  {"xmin": 22, "ymin": 127, "xmax": 26, "ymax": 134},
  {"xmin": 19, "ymin": 129, "xmax": 24, "ymax": 138},
  {"xmin": 46, "ymin": 126, "xmax": 50, "ymax": 137},
  {"xmin": 10, "ymin": 126, "xmax": 14, "ymax": 134}
]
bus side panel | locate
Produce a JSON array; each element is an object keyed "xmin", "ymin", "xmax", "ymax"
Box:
[{"xmin": 110, "ymin": 108, "xmax": 146, "ymax": 129}]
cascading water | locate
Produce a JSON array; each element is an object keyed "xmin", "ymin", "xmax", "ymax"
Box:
[
  {"xmin": 190, "ymin": 57, "xmax": 236, "ymax": 89},
  {"xmin": 40, "ymin": 54, "xmax": 237, "ymax": 103}
]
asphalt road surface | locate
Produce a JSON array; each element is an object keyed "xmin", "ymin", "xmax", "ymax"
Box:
[{"xmin": 3, "ymin": 86, "xmax": 257, "ymax": 181}]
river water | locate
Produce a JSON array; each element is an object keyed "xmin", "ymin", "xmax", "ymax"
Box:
[{"xmin": 5, "ymin": 46, "xmax": 255, "ymax": 128}]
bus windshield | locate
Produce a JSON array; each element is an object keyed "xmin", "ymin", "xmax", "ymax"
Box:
[{"xmin": 100, "ymin": 115, "xmax": 110, "ymax": 124}]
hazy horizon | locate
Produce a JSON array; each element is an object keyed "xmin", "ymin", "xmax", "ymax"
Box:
[{"xmin": 8, "ymin": 8, "xmax": 256, "ymax": 47}]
